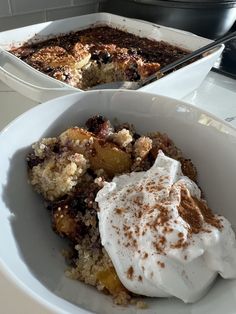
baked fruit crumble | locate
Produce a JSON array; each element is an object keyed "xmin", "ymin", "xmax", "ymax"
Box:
[
  {"xmin": 27, "ymin": 114, "xmax": 236, "ymax": 305},
  {"xmin": 10, "ymin": 26, "xmax": 189, "ymax": 90},
  {"xmin": 26, "ymin": 115, "xmax": 197, "ymax": 305}
]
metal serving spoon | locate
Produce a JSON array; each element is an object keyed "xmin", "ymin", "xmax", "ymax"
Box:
[{"xmin": 90, "ymin": 30, "xmax": 236, "ymax": 90}]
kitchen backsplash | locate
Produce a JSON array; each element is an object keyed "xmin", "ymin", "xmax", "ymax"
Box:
[{"xmin": 0, "ymin": 0, "xmax": 100, "ymax": 31}]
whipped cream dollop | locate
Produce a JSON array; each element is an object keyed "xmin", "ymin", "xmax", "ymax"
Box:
[{"xmin": 96, "ymin": 151, "xmax": 236, "ymax": 303}]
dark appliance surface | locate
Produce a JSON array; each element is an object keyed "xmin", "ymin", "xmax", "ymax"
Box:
[{"xmin": 100, "ymin": 0, "xmax": 236, "ymax": 78}]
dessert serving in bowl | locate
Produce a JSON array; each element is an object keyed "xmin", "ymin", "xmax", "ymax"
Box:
[{"xmin": 1, "ymin": 90, "xmax": 236, "ymax": 314}]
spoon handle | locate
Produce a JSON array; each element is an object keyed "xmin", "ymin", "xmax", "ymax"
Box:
[{"xmin": 141, "ymin": 31, "xmax": 236, "ymax": 86}]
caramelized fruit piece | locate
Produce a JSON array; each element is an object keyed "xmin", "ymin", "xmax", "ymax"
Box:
[
  {"xmin": 52, "ymin": 204, "xmax": 79, "ymax": 240},
  {"xmin": 60, "ymin": 127, "xmax": 91, "ymax": 141},
  {"xmin": 60, "ymin": 127, "xmax": 132, "ymax": 176},
  {"xmin": 90, "ymin": 140, "xmax": 131, "ymax": 176},
  {"xmin": 85, "ymin": 115, "xmax": 112, "ymax": 138},
  {"xmin": 97, "ymin": 267, "xmax": 127, "ymax": 296},
  {"xmin": 50, "ymin": 183, "xmax": 99, "ymax": 242}
]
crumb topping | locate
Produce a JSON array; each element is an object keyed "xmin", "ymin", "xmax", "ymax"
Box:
[
  {"xmin": 112, "ymin": 129, "xmax": 133, "ymax": 148},
  {"xmin": 10, "ymin": 26, "xmax": 189, "ymax": 90},
  {"xmin": 26, "ymin": 115, "xmax": 200, "ymax": 306},
  {"xmin": 134, "ymin": 136, "xmax": 152, "ymax": 159},
  {"xmin": 29, "ymin": 152, "xmax": 88, "ymax": 201}
]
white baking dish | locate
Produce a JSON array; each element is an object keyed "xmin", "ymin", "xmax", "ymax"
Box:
[{"xmin": 0, "ymin": 12, "xmax": 224, "ymax": 102}]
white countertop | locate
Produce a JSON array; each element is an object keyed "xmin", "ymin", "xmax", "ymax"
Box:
[
  {"xmin": 0, "ymin": 71, "xmax": 236, "ymax": 313},
  {"xmin": 0, "ymin": 71, "xmax": 236, "ymax": 131}
]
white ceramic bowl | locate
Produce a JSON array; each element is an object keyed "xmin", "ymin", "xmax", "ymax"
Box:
[{"xmin": 0, "ymin": 90, "xmax": 236, "ymax": 314}]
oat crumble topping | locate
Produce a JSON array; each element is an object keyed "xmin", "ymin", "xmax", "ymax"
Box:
[
  {"xmin": 10, "ymin": 26, "xmax": 189, "ymax": 90},
  {"xmin": 27, "ymin": 114, "xmax": 198, "ymax": 306}
]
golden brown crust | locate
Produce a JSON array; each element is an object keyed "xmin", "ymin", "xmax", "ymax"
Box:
[
  {"xmin": 28, "ymin": 46, "xmax": 76, "ymax": 68},
  {"xmin": 10, "ymin": 26, "xmax": 188, "ymax": 89}
]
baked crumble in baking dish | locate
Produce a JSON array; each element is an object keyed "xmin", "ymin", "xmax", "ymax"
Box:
[
  {"xmin": 10, "ymin": 26, "xmax": 189, "ymax": 90},
  {"xmin": 26, "ymin": 115, "xmax": 197, "ymax": 305}
]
